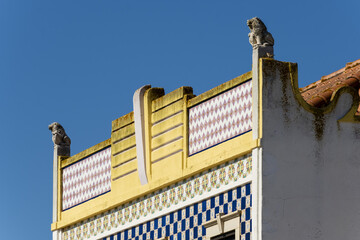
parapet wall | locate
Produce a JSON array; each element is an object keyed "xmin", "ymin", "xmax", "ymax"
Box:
[
  {"xmin": 259, "ymin": 58, "xmax": 360, "ymax": 240},
  {"xmin": 52, "ymin": 71, "xmax": 258, "ymax": 232}
]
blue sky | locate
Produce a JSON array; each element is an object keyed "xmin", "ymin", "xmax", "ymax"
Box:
[{"xmin": 1, "ymin": 1, "xmax": 359, "ymax": 239}]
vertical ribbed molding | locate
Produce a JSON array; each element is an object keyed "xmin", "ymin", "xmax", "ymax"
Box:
[
  {"xmin": 111, "ymin": 86, "xmax": 193, "ymax": 185},
  {"xmin": 133, "ymin": 85, "xmax": 165, "ymax": 185},
  {"xmin": 111, "ymin": 113, "xmax": 138, "ymax": 182},
  {"xmin": 133, "ymin": 85, "xmax": 152, "ymax": 185},
  {"xmin": 143, "ymin": 87, "xmax": 165, "ymax": 181},
  {"xmin": 150, "ymin": 87, "xmax": 194, "ymax": 181},
  {"xmin": 111, "ymin": 86, "xmax": 165, "ymax": 186}
]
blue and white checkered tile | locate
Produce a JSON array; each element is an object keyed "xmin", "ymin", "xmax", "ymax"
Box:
[{"xmin": 102, "ymin": 183, "xmax": 251, "ymax": 240}]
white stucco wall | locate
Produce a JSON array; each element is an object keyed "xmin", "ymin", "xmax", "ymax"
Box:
[{"xmin": 260, "ymin": 59, "xmax": 360, "ymax": 240}]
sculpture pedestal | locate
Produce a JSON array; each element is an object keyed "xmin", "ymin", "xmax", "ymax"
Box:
[{"xmin": 253, "ymin": 45, "xmax": 274, "ymax": 60}]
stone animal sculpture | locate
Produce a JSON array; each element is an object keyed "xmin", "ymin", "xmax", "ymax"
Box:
[
  {"xmin": 48, "ymin": 122, "xmax": 71, "ymax": 147},
  {"xmin": 247, "ymin": 17, "xmax": 274, "ymax": 48}
]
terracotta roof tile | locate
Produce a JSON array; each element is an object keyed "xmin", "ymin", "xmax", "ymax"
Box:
[{"xmin": 300, "ymin": 59, "xmax": 360, "ymax": 112}]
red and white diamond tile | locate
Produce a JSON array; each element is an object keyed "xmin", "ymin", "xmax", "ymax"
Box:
[
  {"xmin": 189, "ymin": 80, "xmax": 252, "ymax": 155},
  {"xmin": 62, "ymin": 147, "xmax": 111, "ymax": 210}
]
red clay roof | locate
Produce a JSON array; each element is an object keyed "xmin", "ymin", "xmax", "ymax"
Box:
[{"xmin": 300, "ymin": 59, "xmax": 360, "ymax": 112}]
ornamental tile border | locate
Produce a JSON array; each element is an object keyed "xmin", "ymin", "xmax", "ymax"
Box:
[
  {"xmin": 63, "ymin": 154, "xmax": 252, "ymax": 240},
  {"xmin": 101, "ymin": 183, "xmax": 252, "ymax": 240}
]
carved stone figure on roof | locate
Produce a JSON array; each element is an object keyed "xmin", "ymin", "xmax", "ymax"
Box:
[
  {"xmin": 48, "ymin": 122, "xmax": 71, "ymax": 156},
  {"xmin": 247, "ymin": 17, "xmax": 274, "ymax": 48}
]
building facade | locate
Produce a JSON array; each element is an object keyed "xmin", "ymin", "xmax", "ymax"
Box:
[{"xmin": 50, "ymin": 19, "xmax": 360, "ymax": 240}]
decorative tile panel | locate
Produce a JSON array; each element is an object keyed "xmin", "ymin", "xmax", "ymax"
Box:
[
  {"xmin": 104, "ymin": 184, "xmax": 251, "ymax": 240},
  {"xmin": 189, "ymin": 80, "xmax": 252, "ymax": 155},
  {"xmin": 62, "ymin": 154, "xmax": 252, "ymax": 240},
  {"xmin": 62, "ymin": 147, "xmax": 111, "ymax": 210}
]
